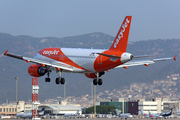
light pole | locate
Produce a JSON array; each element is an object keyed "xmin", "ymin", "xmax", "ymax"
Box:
[
  {"xmin": 94, "ymin": 85, "xmax": 96, "ymax": 118},
  {"xmin": 91, "ymin": 83, "xmax": 93, "ymax": 106},
  {"xmin": 15, "ymin": 76, "xmax": 19, "ymax": 114},
  {"xmin": 64, "ymin": 82, "xmax": 66, "ymax": 100}
]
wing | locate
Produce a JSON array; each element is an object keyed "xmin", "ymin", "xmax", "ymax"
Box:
[
  {"xmin": 116, "ymin": 56, "xmax": 176, "ymax": 69},
  {"xmin": 4, "ymin": 50, "xmax": 73, "ymax": 71}
]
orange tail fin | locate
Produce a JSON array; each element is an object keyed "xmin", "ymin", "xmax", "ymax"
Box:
[{"xmin": 109, "ymin": 16, "xmax": 132, "ymax": 52}]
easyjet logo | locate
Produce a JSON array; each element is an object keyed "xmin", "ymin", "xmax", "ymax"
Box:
[
  {"xmin": 114, "ymin": 18, "xmax": 130, "ymax": 48},
  {"xmin": 43, "ymin": 50, "xmax": 59, "ymax": 55}
]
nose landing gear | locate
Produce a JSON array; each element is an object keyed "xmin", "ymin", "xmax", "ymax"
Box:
[
  {"xmin": 93, "ymin": 72, "xmax": 103, "ymax": 85},
  {"xmin": 93, "ymin": 78, "xmax": 103, "ymax": 85},
  {"xmin": 45, "ymin": 71, "xmax": 51, "ymax": 82}
]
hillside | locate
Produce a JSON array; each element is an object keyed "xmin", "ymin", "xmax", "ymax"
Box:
[{"xmin": 0, "ymin": 32, "xmax": 179, "ymax": 104}]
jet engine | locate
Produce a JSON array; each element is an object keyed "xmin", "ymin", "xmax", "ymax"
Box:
[
  {"xmin": 84, "ymin": 71, "xmax": 105, "ymax": 79},
  {"xmin": 28, "ymin": 64, "xmax": 47, "ymax": 77}
]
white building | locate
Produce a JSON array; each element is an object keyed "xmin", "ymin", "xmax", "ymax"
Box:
[{"xmin": 138, "ymin": 98, "xmax": 162, "ymax": 115}]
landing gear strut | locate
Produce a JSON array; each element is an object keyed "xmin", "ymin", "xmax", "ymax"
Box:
[
  {"xmin": 45, "ymin": 71, "xmax": 51, "ymax": 82},
  {"xmin": 55, "ymin": 69, "xmax": 65, "ymax": 85},
  {"xmin": 93, "ymin": 72, "xmax": 103, "ymax": 85}
]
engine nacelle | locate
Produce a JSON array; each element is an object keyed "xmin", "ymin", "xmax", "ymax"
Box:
[
  {"xmin": 84, "ymin": 72, "xmax": 105, "ymax": 79},
  {"xmin": 28, "ymin": 64, "xmax": 47, "ymax": 77},
  {"xmin": 120, "ymin": 52, "xmax": 133, "ymax": 63}
]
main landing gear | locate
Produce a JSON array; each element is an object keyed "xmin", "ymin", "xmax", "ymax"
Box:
[
  {"xmin": 93, "ymin": 72, "xmax": 103, "ymax": 85},
  {"xmin": 44, "ymin": 70, "xmax": 65, "ymax": 85},
  {"xmin": 55, "ymin": 69, "xmax": 65, "ymax": 85}
]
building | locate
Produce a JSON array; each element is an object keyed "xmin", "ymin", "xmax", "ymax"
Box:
[
  {"xmin": 138, "ymin": 100, "xmax": 159, "ymax": 115},
  {"xmin": 0, "ymin": 101, "xmax": 31, "ymax": 116},
  {"xmin": 0, "ymin": 101, "xmax": 81, "ymax": 117},
  {"xmin": 101, "ymin": 97, "xmax": 180, "ymax": 115},
  {"xmin": 100, "ymin": 98, "xmax": 138, "ymax": 115},
  {"xmin": 39, "ymin": 105, "xmax": 81, "ymax": 115},
  {"xmin": 124, "ymin": 101, "xmax": 138, "ymax": 115},
  {"xmin": 100, "ymin": 102, "xmax": 124, "ymax": 113}
]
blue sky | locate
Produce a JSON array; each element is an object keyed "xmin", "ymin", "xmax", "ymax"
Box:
[{"xmin": 0, "ymin": 0, "xmax": 180, "ymax": 41}]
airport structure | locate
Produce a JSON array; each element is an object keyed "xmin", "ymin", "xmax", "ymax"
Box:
[
  {"xmin": 100, "ymin": 97, "xmax": 180, "ymax": 115},
  {"xmin": 0, "ymin": 77, "xmax": 82, "ymax": 118},
  {"xmin": 0, "ymin": 97, "xmax": 180, "ymax": 118},
  {"xmin": 0, "ymin": 101, "xmax": 81, "ymax": 118},
  {"xmin": 32, "ymin": 77, "xmax": 40, "ymax": 120}
]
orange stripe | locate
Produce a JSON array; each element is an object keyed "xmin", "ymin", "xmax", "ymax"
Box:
[{"xmin": 39, "ymin": 48, "xmax": 86, "ymax": 70}]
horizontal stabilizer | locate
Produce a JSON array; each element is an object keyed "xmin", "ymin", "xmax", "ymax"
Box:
[
  {"xmin": 116, "ymin": 55, "xmax": 176, "ymax": 68},
  {"xmin": 96, "ymin": 53, "xmax": 121, "ymax": 61},
  {"xmin": 96, "ymin": 53, "xmax": 121, "ymax": 58},
  {"xmin": 134, "ymin": 54, "xmax": 159, "ymax": 58}
]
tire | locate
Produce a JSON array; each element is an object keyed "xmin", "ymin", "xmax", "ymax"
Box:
[
  {"xmin": 45, "ymin": 78, "xmax": 48, "ymax": 82},
  {"xmin": 45, "ymin": 78, "xmax": 51, "ymax": 82},
  {"xmin": 61, "ymin": 78, "xmax": 65, "ymax": 84},
  {"xmin": 47, "ymin": 78, "xmax": 51, "ymax": 82},
  {"xmin": 93, "ymin": 79, "xmax": 98, "ymax": 85},
  {"xmin": 98, "ymin": 79, "xmax": 103, "ymax": 85},
  {"xmin": 55, "ymin": 77, "xmax": 61, "ymax": 84}
]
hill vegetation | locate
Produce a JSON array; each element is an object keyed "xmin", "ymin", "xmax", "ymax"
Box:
[{"xmin": 0, "ymin": 32, "xmax": 179, "ymax": 104}]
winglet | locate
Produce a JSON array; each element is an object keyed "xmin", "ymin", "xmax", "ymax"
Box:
[
  {"xmin": 174, "ymin": 55, "xmax": 177, "ymax": 61},
  {"xmin": 4, "ymin": 50, "xmax": 8, "ymax": 56}
]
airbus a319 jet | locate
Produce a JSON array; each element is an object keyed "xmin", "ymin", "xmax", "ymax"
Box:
[{"xmin": 4, "ymin": 16, "xmax": 176, "ymax": 85}]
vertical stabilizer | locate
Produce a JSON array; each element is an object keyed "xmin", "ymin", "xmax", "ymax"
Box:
[
  {"xmin": 148, "ymin": 111, "xmax": 151, "ymax": 116},
  {"xmin": 109, "ymin": 16, "xmax": 132, "ymax": 52},
  {"xmin": 141, "ymin": 109, "xmax": 144, "ymax": 116},
  {"xmin": 39, "ymin": 108, "xmax": 45, "ymax": 116},
  {"xmin": 116, "ymin": 109, "xmax": 120, "ymax": 116},
  {"xmin": 176, "ymin": 107, "xmax": 179, "ymax": 112}
]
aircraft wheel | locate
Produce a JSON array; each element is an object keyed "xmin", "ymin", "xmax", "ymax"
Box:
[
  {"xmin": 61, "ymin": 78, "xmax": 65, "ymax": 84},
  {"xmin": 45, "ymin": 78, "xmax": 51, "ymax": 82},
  {"xmin": 93, "ymin": 79, "xmax": 98, "ymax": 85},
  {"xmin": 55, "ymin": 77, "xmax": 61, "ymax": 84},
  {"xmin": 45, "ymin": 78, "xmax": 48, "ymax": 82},
  {"xmin": 98, "ymin": 79, "xmax": 103, "ymax": 85}
]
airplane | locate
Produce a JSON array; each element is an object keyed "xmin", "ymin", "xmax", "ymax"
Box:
[
  {"xmin": 175, "ymin": 107, "xmax": 180, "ymax": 116},
  {"xmin": 148, "ymin": 111, "xmax": 163, "ymax": 119},
  {"xmin": 63, "ymin": 110, "xmax": 80, "ymax": 119},
  {"xmin": 16, "ymin": 108, "xmax": 45, "ymax": 119},
  {"xmin": 116, "ymin": 109, "xmax": 133, "ymax": 119},
  {"xmin": 160, "ymin": 108, "xmax": 173, "ymax": 118},
  {"xmin": 4, "ymin": 16, "xmax": 177, "ymax": 86},
  {"xmin": 141, "ymin": 109, "xmax": 162, "ymax": 118},
  {"xmin": 140, "ymin": 109, "xmax": 149, "ymax": 118}
]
